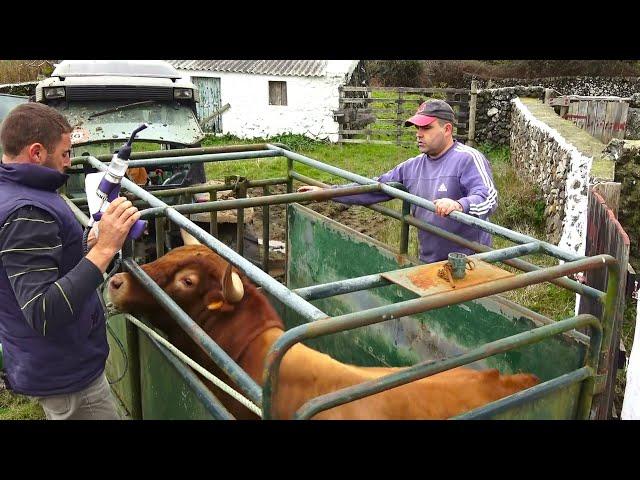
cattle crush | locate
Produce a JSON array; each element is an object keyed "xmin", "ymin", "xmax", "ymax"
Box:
[{"xmin": 62, "ymin": 143, "xmax": 622, "ymax": 419}]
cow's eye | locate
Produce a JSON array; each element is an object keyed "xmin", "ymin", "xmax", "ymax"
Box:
[{"xmin": 183, "ymin": 277, "xmax": 193, "ymax": 287}]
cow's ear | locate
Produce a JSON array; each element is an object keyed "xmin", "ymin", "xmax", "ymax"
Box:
[
  {"xmin": 206, "ymin": 298, "xmax": 235, "ymax": 313},
  {"xmin": 207, "ymin": 300, "xmax": 224, "ymax": 311},
  {"xmin": 180, "ymin": 229, "xmax": 202, "ymax": 246}
]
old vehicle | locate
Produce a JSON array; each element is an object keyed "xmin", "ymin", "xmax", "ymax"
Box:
[
  {"xmin": 35, "ymin": 60, "xmax": 209, "ymax": 256},
  {"xmin": 36, "ymin": 60, "xmax": 206, "ymax": 201}
]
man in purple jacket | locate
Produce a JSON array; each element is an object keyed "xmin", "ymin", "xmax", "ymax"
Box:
[
  {"xmin": 299, "ymin": 99, "xmax": 497, "ymax": 264},
  {"xmin": 0, "ymin": 103, "xmax": 141, "ymax": 419}
]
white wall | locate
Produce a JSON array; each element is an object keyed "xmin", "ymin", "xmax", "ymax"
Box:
[{"xmin": 182, "ymin": 67, "xmax": 354, "ymax": 142}]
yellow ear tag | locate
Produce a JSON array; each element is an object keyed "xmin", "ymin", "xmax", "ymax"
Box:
[{"xmin": 207, "ymin": 300, "xmax": 224, "ymax": 311}]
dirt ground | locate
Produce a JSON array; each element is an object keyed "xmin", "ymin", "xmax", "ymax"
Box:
[{"xmin": 247, "ymin": 184, "xmax": 392, "ymax": 246}]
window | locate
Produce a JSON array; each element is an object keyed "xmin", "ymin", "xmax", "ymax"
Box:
[{"xmin": 269, "ymin": 81, "xmax": 287, "ymax": 106}]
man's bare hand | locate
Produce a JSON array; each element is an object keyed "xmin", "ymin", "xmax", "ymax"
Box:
[
  {"xmin": 86, "ymin": 197, "xmax": 141, "ymax": 272},
  {"xmin": 87, "ymin": 225, "xmax": 98, "ymax": 250},
  {"xmin": 434, "ymin": 198, "xmax": 463, "ymax": 217},
  {"xmin": 297, "ymin": 185, "xmax": 324, "ymax": 193}
]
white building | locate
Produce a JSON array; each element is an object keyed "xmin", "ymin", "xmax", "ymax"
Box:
[{"xmin": 167, "ymin": 60, "xmax": 361, "ymax": 142}]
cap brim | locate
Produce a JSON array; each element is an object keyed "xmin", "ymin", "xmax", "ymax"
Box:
[{"xmin": 404, "ymin": 115, "xmax": 438, "ymax": 127}]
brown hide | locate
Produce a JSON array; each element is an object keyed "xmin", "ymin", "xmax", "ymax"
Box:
[
  {"xmin": 109, "ymin": 245, "xmax": 539, "ymax": 419},
  {"xmin": 126, "ymin": 167, "xmax": 148, "ymax": 186}
]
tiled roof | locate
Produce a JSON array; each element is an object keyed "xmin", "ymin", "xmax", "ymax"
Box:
[{"xmin": 166, "ymin": 60, "xmax": 328, "ymax": 77}]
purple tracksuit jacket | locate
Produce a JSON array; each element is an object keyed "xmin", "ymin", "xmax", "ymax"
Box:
[{"xmin": 334, "ymin": 141, "xmax": 497, "ymax": 264}]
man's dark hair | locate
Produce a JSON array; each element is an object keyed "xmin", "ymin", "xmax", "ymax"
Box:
[
  {"xmin": 435, "ymin": 117, "xmax": 454, "ymax": 129},
  {"xmin": 0, "ymin": 103, "xmax": 72, "ymax": 157}
]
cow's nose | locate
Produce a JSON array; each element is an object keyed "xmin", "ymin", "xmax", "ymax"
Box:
[{"xmin": 111, "ymin": 276, "xmax": 123, "ymax": 289}]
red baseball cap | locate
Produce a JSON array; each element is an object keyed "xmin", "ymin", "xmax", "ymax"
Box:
[{"xmin": 404, "ymin": 99, "xmax": 456, "ymax": 127}]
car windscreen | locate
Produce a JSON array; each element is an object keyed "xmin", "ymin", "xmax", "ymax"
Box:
[
  {"xmin": 0, "ymin": 94, "xmax": 28, "ymax": 121},
  {"xmin": 55, "ymin": 100, "xmax": 204, "ymax": 147}
]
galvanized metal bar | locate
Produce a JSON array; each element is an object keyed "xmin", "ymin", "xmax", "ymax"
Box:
[
  {"xmin": 400, "ymin": 200, "xmax": 410, "ymax": 255},
  {"xmin": 289, "ymin": 171, "xmax": 600, "ymax": 300},
  {"xmin": 138, "ymin": 184, "xmax": 384, "ymax": 219},
  {"xmin": 270, "ymin": 144, "xmax": 584, "ymax": 262},
  {"xmin": 263, "ymin": 186, "xmax": 270, "ymax": 273},
  {"xmin": 61, "ymin": 194, "xmax": 89, "ymax": 227},
  {"xmin": 72, "ymin": 149, "xmax": 281, "ymax": 168},
  {"xmin": 122, "ymin": 259, "xmax": 262, "ymax": 406},
  {"xmin": 144, "ymin": 334, "xmax": 236, "ymax": 420},
  {"xmin": 592, "ymin": 256, "xmax": 620, "ymax": 419},
  {"xmin": 236, "ymin": 179, "xmax": 247, "ymax": 256},
  {"xmin": 294, "ymin": 274, "xmax": 392, "ymax": 301},
  {"xmin": 69, "ymin": 178, "xmax": 289, "ymax": 206},
  {"xmin": 262, "ymin": 255, "xmax": 615, "ymax": 419},
  {"xmin": 452, "ymin": 367, "xmax": 593, "ymax": 420},
  {"xmin": 155, "ymin": 217, "xmax": 165, "ymax": 259},
  {"xmin": 71, "ymin": 143, "xmax": 289, "ymax": 165},
  {"xmin": 84, "ymin": 156, "xmax": 328, "ymax": 322},
  {"xmin": 491, "ymin": 295, "xmax": 590, "ymax": 345},
  {"xmin": 210, "ymin": 191, "xmax": 218, "ymax": 238},
  {"xmin": 124, "ymin": 150, "xmax": 282, "ymax": 168},
  {"xmin": 293, "ymin": 314, "xmax": 601, "ymax": 420},
  {"xmin": 286, "ymin": 158, "xmax": 294, "ymax": 194},
  {"xmin": 471, "ymin": 242, "xmax": 541, "ymax": 263}
]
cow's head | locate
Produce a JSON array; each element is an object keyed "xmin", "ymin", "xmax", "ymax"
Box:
[{"xmin": 108, "ymin": 230, "xmax": 283, "ymax": 361}]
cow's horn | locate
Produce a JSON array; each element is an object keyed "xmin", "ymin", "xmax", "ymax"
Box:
[
  {"xmin": 222, "ymin": 263, "xmax": 244, "ymax": 303},
  {"xmin": 180, "ymin": 228, "xmax": 202, "ymax": 246}
]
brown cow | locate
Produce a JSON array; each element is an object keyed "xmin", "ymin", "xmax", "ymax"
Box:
[{"xmin": 108, "ymin": 243, "xmax": 539, "ymax": 420}]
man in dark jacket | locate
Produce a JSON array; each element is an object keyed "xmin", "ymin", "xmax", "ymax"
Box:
[{"xmin": 0, "ymin": 103, "xmax": 141, "ymax": 419}]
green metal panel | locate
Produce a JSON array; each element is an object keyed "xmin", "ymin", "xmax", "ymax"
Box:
[
  {"xmin": 137, "ymin": 332, "xmax": 218, "ymax": 420},
  {"xmin": 104, "ymin": 313, "xmax": 140, "ymax": 418},
  {"xmin": 192, "ymin": 77, "xmax": 222, "ymax": 133},
  {"xmin": 487, "ymin": 384, "xmax": 581, "ymax": 420},
  {"xmin": 284, "ymin": 204, "xmax": 588, "ymax": 418}
]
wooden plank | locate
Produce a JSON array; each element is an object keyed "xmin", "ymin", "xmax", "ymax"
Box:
[
  {"xmin": 341, "ymin": 86, "xmax": 470, "ymax": 94},
  {"xmin": 396, "ymin": 90, "xmax": 403, "ymax": 146},
  {"xmin": 593, "ymin": 182, "xmax": 621, "ymax": 217},
  {"xmin": 343, "ymin": 97, "xmax": 466, "ymax": 106},
  {"xmin": 340, "ymin": 128, "xmax": 416, "ymax": 135},
  {"xmin": 612, "ymin": 102, "xmax": 628, "ymax": 140},
  {"xmin": 581, "ymin": 188, "xmax": 630, "ymax": 419}
]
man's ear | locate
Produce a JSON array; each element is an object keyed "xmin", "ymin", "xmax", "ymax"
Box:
[{"xmin": 27, "ymin": 143, "xmax": 45, "ymax": 164}]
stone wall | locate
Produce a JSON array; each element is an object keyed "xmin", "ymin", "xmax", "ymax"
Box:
[
  {"xmin": 625, "ymin": 108, "xmax": 640, "ymax": 140},
  {"xmin": 474, "ymin": 86, "xmax": 545, "ymax": 145},
  {"xmin": 509, "ymin": 97, "xmax": 615, "ymax": 255},
  {"xmin": 472, "ymin": 76, "xmax": 640, "ymax": 97},
  {"xmin": 0, "ymin": 81, "xmax": 37, "ymax": 97}
]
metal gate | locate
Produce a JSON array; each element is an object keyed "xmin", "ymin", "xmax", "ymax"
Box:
[{"xmin": 549, "ymin": 95, "xmax": 629, "ymax": 144}]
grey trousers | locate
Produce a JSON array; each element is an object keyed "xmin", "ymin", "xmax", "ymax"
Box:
[{"xmin": 35, "ymin": 372, "xmax": 121, "ymax": 420}]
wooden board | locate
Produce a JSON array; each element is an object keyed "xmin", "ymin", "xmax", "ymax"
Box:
[{"xmin": 381, "ymin": 259, "xmax": 514, "ymax": 298}]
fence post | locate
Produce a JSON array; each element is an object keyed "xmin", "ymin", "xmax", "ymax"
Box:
[
  {"xmin": 396, "ymin": 90, "xmax": 403, "ymax": 146},
  {"xmin": 467, "ymin": 79, "xmax": 478, "ymax": 147},
  {"xmin": 337, "ymin": 85, "xmax": 344, "ymax": 145}
]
